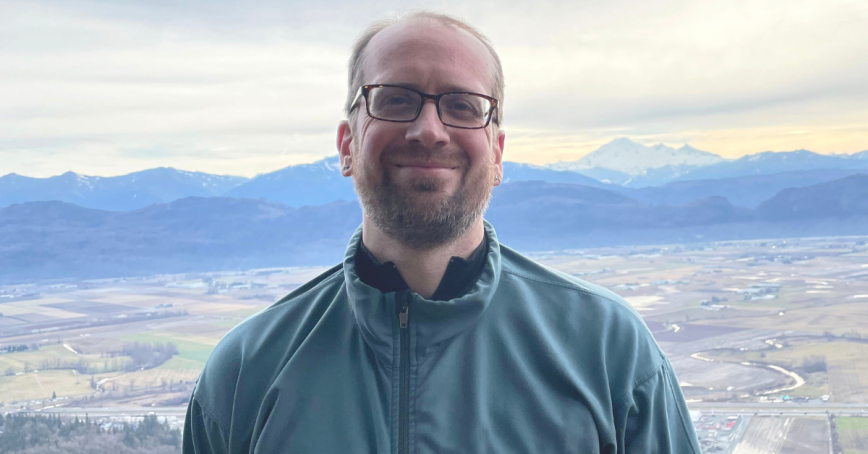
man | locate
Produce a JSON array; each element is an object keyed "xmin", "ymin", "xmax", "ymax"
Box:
[{"xmin": 184, "ymin": 11, "xmax": 701, "ymax": 453}]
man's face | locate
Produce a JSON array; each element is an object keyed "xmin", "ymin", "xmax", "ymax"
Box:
[{"xmin": 338, "ymin": 22, "xmax": 505, "ymax": 249}]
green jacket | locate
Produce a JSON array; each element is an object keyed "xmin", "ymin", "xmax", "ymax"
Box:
[{"xmin": 184, "ymin": 222, "xmax": 700, "ymax": 453}]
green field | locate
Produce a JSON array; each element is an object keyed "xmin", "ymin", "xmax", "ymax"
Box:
[
  {"xmin": 119, "ymin": 331, "xmax": 217, "ymax": 366},
  {"xmin": 837, "ymin": 417, "xmax": 868, "ymax": 454},
  {"xmin": 0, "ymin": 344, "xmax": 131, "ymax": 375},
  {"xmin": 0, "ymin": 370, "xmax": 95, "ymax": 403},
  {"xmin": 0, "ymin": 344, "xmax": 78, "ymax": 373}
]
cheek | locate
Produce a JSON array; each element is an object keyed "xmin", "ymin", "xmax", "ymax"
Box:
[
  {"xmin": 357, "ymin": 121, "xmax": 398, "ymax": 159},
  {"xmin": 463, "ymin": 136, "xmax": 496, "ymax": 165}
]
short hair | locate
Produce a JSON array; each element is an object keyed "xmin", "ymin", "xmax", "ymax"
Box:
[{"xmin": 344, "ymin": 11, "xmax": 504, "ymax": 128}]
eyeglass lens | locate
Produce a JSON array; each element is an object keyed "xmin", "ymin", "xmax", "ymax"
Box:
[{"xmin": 367, "ymin": 86, "xmax": 492, "ymax": 128}]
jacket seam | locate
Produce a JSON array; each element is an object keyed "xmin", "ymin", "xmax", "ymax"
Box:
[
  {"xmin": 664, "ymin": 360, "xmax": 701, "ymax": 454},
  {"xmin": 502, "ymin": 267, "xmax": 646, "ymax": 324},
  {"xmin": 611, "ymin": 354, "xmax": 666, "ymax": 410},
  {"xmin": 502, "ymin": 267, "xmax": 591, "ymax": 292},
  {"xmin": 193, "ymin": 393, "xmax": 231, "ymax": 438}
]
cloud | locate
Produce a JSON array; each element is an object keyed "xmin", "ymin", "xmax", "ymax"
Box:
[{"xmin": 2, "ymin": 0, "xmax": 867, "ymax": 177}]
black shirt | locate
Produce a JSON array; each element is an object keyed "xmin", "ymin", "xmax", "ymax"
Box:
[{"xmin": 355, "ymin": 236, "xmax": 488, "ymax": 301}]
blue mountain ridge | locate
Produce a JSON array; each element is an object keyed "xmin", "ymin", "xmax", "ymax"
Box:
[
  {"xmin": 3, "ymin": 147, "xmax": 866, "ymax": 211},
  {"xmin": 3, "ymin": 174, "xmax": 868, "ymax": 283},
  {"xmin": 675, "ymin": 150, "xmax": 868, "ymax": 181},
  {"xmin": 0, "ymin": 168, "xmax": 248, "ymax": 211},
  {"xmin": 625, "ymin": 168, "xmax": 868, "ymax": 208},
  {"xmin": 0, "ymin": 157, "xmax": 616, "ymax": 211},
  {"xmin": 226, "ymin": 158, "xmax": 617, "ymax": 206}
]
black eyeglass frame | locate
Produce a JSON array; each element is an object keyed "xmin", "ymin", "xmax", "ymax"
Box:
[{"xmin": 350, "ymin": 84, "xmax": 499, "ymax": 130}]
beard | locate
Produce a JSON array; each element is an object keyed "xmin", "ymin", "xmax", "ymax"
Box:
[{"xmin": 353, "ymin": 144, "xmax": 494, "ymax": 250}]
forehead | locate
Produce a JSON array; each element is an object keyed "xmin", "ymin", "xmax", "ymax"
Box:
[{"xmin": 364, "ymin": 21, "xmax": 494, "ymax": 95}]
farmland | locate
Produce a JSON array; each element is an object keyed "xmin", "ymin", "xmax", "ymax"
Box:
[
  {"xmin": 1, "ymin": 235, "xmax": 867, "ymax": 450},
  {"xmin": 0, "ymin": 266, "xmax": 330, "ymax": 406},
  {"xmin": 731, "ymin": 416, "xmax": 830, "ymax": 454},
  {"xmin": 838, "ymin": 417, "xmax": 868, "ymax": 454}
]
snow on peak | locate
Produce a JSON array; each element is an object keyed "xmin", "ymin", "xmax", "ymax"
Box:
[
  {"xmin": 744, "ymin": 149, "xmax": 819, "ymax": 162},
  {"xmin": 548, "ymin": 138, "xmax": 725, "ymax": 175}
]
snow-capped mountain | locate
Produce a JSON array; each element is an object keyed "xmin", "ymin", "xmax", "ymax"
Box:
[
  {"xmin": 676, "ymin": 149, "xmax": 868, "ymax": 181},
  {"xmin": 0, "ymin": 168, "xmax": 249, "ymax": 211},
  {"xmin": 227, "ymin": 156, "xmax": 357, "ymax": 207},
  {"xmin": 547, "ymin": 138, "xmax": 726, "ymax": 176},
  {"xmin": 850, "ymin": 150, "xmax": 868, "ymax": 160}
]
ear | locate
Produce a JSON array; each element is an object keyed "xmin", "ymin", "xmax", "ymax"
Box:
[
  {"xmin": 492, "ymin": 129, "xmax": 505, "ymax": 186},
  {"xmin": 337, "ymin": 120, "xmax": 353, "ymax": 177}
]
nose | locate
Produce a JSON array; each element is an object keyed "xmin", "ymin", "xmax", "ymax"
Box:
[{"xmin": 404, "ymin": 99, "xmax": 450, "ymax": 148}]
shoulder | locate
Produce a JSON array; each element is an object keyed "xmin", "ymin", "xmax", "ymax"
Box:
[
  {"xmin": 497, "ymin": 244, "xmax": 667, "ymax": 390},
  {"xmin": 191, "ymin": 264, "xmax": 345, "ymax": 426},
  {"xmin": 499, "ymin": 243, "xmax": 649, "ymax": 329}
]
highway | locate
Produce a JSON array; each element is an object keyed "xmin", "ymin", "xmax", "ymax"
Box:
[{"xmin": 688, "ymin": 402, "xmax": 868, "ymax": 416}]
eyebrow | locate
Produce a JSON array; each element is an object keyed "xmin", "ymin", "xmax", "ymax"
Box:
[{"xmin": 382, "ymin": 82, "xmax": 480, "ymax": 94}]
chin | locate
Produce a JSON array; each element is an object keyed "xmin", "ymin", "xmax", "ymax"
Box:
[{"xmin": 396, "ymin": 175, "xmax": 451, "ymax": 194}]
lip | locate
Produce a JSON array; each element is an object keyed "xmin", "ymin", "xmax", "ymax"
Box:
[{"xmin": 395, "ymin": 163, "xmax": 458, "ymax": 169}]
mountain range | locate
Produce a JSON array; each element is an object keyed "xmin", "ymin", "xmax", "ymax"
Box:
[
  {"xmin": 3, "ymin": 174, "xmax": 868, "ymax": 283},
  {"xmin": 547, "ymin": 138, "xmax": 725, "ymax": 186},
  {"xmin": 626, "ymin": 168, "xmax": 868, "ymax": 208},
  {"xmin": 545, "ymin": 139, "xmax": 868, "ymax": 187},
  {"xmin": 226, "ymin": 156, "xmax": 356, "ymax": 207},
  {"xmin": 673, "ymin": 149, "xmax": 868, "ymax": 181},
  {"xmin": 0, "ymin": 157, "xmax": 618, "ymax": 211},
  {"xmin": 3, "ymin": 140, "xmax": 867, "ymax": 211},
  {"xmin": 0, "ymin": 168, "xmax": 249, "ymax": 211}
]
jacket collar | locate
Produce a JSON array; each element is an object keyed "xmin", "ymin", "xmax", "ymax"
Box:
[
  {"xmin": 355, "ymin": 235, "xmax": 487, "ymax": 301},
  {"xmin": 343, "ymin": 220, "xmax": 503, "ymax": 355}
]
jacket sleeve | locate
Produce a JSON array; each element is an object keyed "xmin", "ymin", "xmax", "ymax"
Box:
[
  {"xmin": 183, "ymin": 391, "xmax": 230, "ymax": 454},
  {"xmin": 614, "ymin": 359, "xmax": 702, "ymax": 454}
]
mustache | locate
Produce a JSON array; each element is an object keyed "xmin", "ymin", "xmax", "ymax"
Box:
[{"xmin": 380, "ymin": 145, "xmax": 469, "ymax": 168}]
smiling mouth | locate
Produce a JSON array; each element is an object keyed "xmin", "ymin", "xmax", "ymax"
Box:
[{"xmin": 395, "ymin": 163, "xmax": 458, "ymax": 169}]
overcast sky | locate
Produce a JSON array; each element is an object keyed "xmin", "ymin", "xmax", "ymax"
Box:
[{"xmin": 2, "ymin": 0, "xmax": 867, "ymax": 177}]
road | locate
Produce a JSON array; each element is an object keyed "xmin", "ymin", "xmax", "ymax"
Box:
[{"xmin": 689, "ymin": 402, "xmax": 868, "ymax": 416}]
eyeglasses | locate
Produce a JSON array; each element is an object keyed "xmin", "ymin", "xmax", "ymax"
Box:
[{"xmin": 350, "ymin": 84, "xmax": 498, "ymax": 130}]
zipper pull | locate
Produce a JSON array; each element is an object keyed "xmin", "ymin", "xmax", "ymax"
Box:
[{"xmin": 399, "ymin": 304, "xmax": 409, "ymax": 328}]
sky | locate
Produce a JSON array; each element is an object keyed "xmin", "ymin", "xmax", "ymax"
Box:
[{"xmin": 2, "ymin": 0, "xmax": 867, "ymax": 178}]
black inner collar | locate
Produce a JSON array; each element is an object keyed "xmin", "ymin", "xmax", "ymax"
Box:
[{"xmin": 355, "ymin": 236, "xmax": 488, "ymax": 301}]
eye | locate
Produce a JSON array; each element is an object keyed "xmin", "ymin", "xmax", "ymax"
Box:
[
  {"xmin": 449, "ymin": 100, "xmax": 473, "ymax": 111},
  {"xmin": 443, "ymin": 96, "xmax": 482, "ymax": 117},
  {"xmin": 386, "ymin": 96, "xmax": 409, "ymax": 105},
  {"xmin": 371, "ymin": 90, "xmax": 417, "ymax": 111}
]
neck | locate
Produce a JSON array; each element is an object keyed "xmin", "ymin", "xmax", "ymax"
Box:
[{"xmin": 361, "ymin": 217, "xmax": 485, "ymax": 299}]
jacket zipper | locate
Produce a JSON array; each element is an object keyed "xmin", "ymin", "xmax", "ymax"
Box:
[{"xmin": 398, "ymin": 294, "xmax": 410, "ymax": 454}]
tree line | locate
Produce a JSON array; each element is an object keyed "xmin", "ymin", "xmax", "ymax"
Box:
[
  {"xmin": 0, "ymin": 413, "xmax": 180, "ymax": 454},
  {"xmin": 2, "ymin": 341, "xmax": 179, "ymax": 376},
  {"xmin": 108, "ymin": 342, "xmax": 179, "ymax": 371}
]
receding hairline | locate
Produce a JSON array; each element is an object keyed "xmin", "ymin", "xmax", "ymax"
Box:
[
  {"xmin": 345, "ymin": 11, "xmax": 504, "ymax": 126},
  {"xmin": 366, "ymin": 21, "xmax": 495, "ymax": 86}
]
